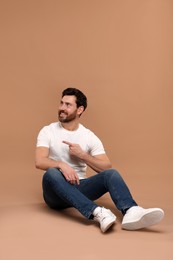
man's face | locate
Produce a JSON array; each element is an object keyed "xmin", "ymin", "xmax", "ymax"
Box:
[{"xmin": 58, "ymin": 95, "xmax": 81, "ymax": 123}]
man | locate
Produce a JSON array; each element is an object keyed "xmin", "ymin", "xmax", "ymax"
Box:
[{"xmin": 35, "ymin": 87, "xmax": 164, "ymax": 233}]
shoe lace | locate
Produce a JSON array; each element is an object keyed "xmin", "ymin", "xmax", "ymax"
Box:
[{"xmin": 95, "ymin": 208, "xmax": 109, "ymax": 221}]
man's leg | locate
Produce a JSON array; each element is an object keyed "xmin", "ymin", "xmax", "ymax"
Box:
[
  {"xmin": 42, "ymin": 168, "xmax": 100, "ymax": 219},
  {"xmin": 78, "ymin": 169, "xmax": 164, "ymax": 230},
  {"xmin": 42, "ymin": 168, "xmax": 116, "ymax": 232},
  {"xmin": 78, "ymin": 168, "xmax": 138, "ymax": 213}
]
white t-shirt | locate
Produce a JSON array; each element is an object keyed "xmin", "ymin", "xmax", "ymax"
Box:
[{"xmin": 36, "ymin": 122, "xmax": 105, "ymax": 179}]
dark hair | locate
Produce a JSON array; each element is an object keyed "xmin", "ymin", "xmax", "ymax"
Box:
[{"xmin": 62, "ymin": 88, "xmax": 87, "ymax": 111}]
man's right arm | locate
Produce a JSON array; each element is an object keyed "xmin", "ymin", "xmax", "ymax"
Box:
[
  {"xmin": 35, "ymin": 147, "xmax": 79, "ymax": 185},
  {"xmin": 35, "ymin": 146, "xmax": 61, "ymax": 170}
]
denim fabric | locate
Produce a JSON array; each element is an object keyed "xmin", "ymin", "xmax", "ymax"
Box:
[{"xmin": 42, "ymin": 168, "xmax": 138, "ymax": 219}]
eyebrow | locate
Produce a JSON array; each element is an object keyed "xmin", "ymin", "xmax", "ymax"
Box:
[{"xmin": 60, "ymin": 100, "xmax": 72, "ymax": 106}]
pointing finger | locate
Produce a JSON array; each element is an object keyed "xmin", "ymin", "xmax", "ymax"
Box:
[{"xmin": 62, "ymin": 141, "xmax": 73, "ymax": 146}]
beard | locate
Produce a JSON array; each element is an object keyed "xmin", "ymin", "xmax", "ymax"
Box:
[{"xmin": 58, "ymin": 110, "xmax": 78, "ymax": 123}]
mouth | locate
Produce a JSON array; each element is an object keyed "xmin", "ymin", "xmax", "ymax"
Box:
[{"xmin": 59, "ymin": 111, "xmax": 67, "ymax": 117}]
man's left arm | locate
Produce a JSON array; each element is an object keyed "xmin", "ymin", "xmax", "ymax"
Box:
[{"xmin": 63, "ymin": 141, "xmax": 112, "ymax": 172}]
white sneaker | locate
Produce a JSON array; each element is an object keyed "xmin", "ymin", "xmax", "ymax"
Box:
[
  {"xmin": 93, "ymin": 207, "xmax": 116, "ymax": 233},
  {"xmin": 122, "ymin": 206, "xmax": 164, "ymax": 230}
]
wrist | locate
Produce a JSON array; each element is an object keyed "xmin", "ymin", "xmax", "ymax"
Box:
[
  {"xmin": 56, "ymin": 161, "xmax": 64, "ymax": 170},
  {"xmin": 80, "ymin": 151, "xmax": 88, "ymax": 161}
]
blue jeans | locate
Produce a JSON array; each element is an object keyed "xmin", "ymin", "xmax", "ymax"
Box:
[{"xmin": 42, "ymin": 168, "xmax": 138, "ymax": 219}]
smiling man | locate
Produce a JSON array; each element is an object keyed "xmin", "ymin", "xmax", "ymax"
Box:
[{"xmin": 35, "ymin": 87, "xmax": 164, "ymax": 233}]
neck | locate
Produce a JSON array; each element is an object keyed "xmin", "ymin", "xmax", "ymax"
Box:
[{"xmin": 60, "ymin": 120, "xmax": 79, "ymax": 131}]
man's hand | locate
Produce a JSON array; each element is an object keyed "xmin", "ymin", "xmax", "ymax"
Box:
[
  {"xmin": 63, "ymin": 141, "xmax": 85, "ymax": 160},
  {"xmin": 58, "ymin": 161, "xmax": 80, "ymax": 185},
  {"xmin": 63, "ymin": 140, "xmax": 112, "ymax": 173}
]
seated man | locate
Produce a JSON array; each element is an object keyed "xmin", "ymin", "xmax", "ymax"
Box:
[{"xmin": 35, "ymin": 87, "xmax": 164, "ymax": 233}]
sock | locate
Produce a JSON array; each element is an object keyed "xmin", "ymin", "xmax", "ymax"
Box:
[{"xmin": 121, "ymin": 207, "xmax": 130, "ymax": 215}]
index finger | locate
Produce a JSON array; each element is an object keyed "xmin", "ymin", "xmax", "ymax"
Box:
[{"xmin": 62, "ymin": 140, "xmax": 73, "ymax": 146}]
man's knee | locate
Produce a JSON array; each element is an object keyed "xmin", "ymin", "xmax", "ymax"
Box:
[
  {"xmin": 103, "ymin": 168, "xmax": 121, "ymax": 180},
  {"xmin": 43, "ymin": 167, "xmax": 64, "ymax": 184}
]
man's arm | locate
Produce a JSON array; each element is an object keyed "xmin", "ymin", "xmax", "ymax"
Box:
[
  {"xmin": 35, "ymin": 147, "xmax": 79, "ymax": 185},
  {"xmin": 63, "ymin": 141, "xmax": 112, "ymax": 173},
  {"xmin": 81, "ymin": 153, "xmax": 112, "ymax": 173},
  {"xmin": 35, "ymin": 147, "xmax": 60, "ymax": 170}
]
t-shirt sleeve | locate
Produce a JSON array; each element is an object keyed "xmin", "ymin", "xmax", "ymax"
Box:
[
  {"xmin": 36, "ymin": 126, "xmax": 50, "ymax": 148},
  {"xmin": 88, "ymin": 131, "xmax": 106, "ymax": 156}
]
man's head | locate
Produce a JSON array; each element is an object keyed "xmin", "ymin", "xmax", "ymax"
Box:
[
  {"xmin": 62, "ymin": 88, "xmax": 87, "ymax": 111},
  {"xmin": 58, "ymin": 88, "xmax": 87, "ymax": 123}
]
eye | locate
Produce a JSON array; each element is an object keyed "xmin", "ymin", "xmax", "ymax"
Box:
[{"xmin": 66, "ymin": 102, "xmax": 72, "ymax": 107}]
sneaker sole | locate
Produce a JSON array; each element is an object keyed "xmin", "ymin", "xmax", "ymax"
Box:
[{"xmin": 122, "ymin": 210, "xmax": 164, "ymax": 230}]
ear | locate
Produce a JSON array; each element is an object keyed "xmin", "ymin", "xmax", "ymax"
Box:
[{"xmin": 77, "ymin": 106, "xmax": 84, "ymax": 116}]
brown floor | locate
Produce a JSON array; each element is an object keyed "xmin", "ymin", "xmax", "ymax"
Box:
[{"xmin": 0, "ymin": 161, "xmax": 172, "ymax": 260}]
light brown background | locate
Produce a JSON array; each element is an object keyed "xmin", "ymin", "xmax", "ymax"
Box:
[{"xmin": 0, "ymin": 0, "xmax": 173, "ymax": 259}]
